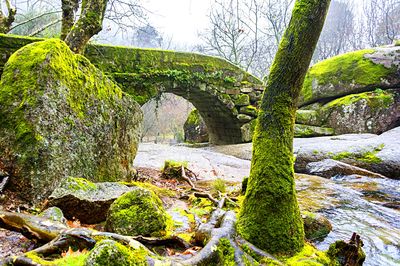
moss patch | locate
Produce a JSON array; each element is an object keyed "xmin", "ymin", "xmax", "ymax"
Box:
[
  {"xmin": 85, "ymin": 239, "xmax": 148, "ymax": 266},
  {"xmin": 283, "ymin": 243, "xmax": 333, "ymax": 266},
  {"xmin": 332, "ymin": 144, "xmax": 384, "ymax": 164},
  {"xmin": 326, "ymin": 89, "xmax": 394, "ymax": 109},
  {"xmin": 302, "ymin": 49, "xmax": 395, "ymax": 103},
  {"xmin": 106, "ymin": 188, "xmax": 172, "ymax": 237},
  {"xmin": 217, "ymin": 238, "xmax": 236, "ymax": 266}
]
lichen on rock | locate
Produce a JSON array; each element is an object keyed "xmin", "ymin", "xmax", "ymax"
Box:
[{"xmin": 0, "ymin": 39, "xmax": 143, "ymax": 202}]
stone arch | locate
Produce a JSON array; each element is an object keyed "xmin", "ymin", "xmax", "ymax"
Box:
[{"xmin": 0, "ymin": 34, "xmax": 264, "ymax": 144}]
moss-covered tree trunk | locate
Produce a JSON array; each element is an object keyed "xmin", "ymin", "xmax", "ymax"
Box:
[
  {"xmin": 237, "ymin": 0, "xmax": 331, "ymax": 255},
  {"xmin": 61, "ymin": 0, "xmax": 79, "ymax": 40},
  {"xmin": 64, "ymin": 0, "xmax": 108, "ymax": 53}
]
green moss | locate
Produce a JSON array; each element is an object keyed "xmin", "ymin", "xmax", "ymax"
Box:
[
  {"xmin": 283, "ymin": 243, "xmax": 333, "ymax": 266},
  {"xmin": 217, "ymin": 238, "xmax": 236, "ymax": 266},
  {"xmin": 106, "ymin": 188, "xmax": 172, "ymax": 237},
  {"xmin": 302, "ymin": 49, "xmax": 395, "ymax": 102},
  {"xmin": 85, "ymin": 240, "xmax": 148, "ymax": 266},
  {"xmin": 327, "ymin": 240, "xmax": 365, "ymax": 266},
  {"xmin": 395, "ymin": 40, "xmax": 400, "ymax": 46},
  {"xmin": 122, "ymin": 181, "xmax": 177, "ymax": 198},
  {"xmin": 211, "ymin": 178, "xmax": 227, "ymax": 194},
  {"xmin": 332, "ymin": 144, "xmax": 384, "ymax": 164},
  {"xmin": 25, "ymin": 251, "xmax": 89, "ymax": 266},
  {"xmin": 234, "ymin": 94, "xmax": 250, "ymax": 106},
  {"xmin": 239, "ymin": 105, "xmax": 258, "ymax": 116},
  {"xmin": 60, "ymin": 176, "xmax": 97, "ymax": 191},
  {"xmin": 186, "ymin": 109, "xmax": 201, "ymax": 126},
  {"xmin": 326, "ymin": 89, "xmax": 394, "ymax": 109}
]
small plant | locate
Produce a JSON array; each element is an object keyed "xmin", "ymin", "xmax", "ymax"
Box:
[{"xmin": 212, "ymin": 178, "xmax": 226, "ymax": 194}]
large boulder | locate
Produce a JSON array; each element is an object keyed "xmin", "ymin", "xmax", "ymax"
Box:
[
  {"xmin": 325, "ymin": 89, "xmax": 399, "ymax": 134},
  {"xmin": 300, "ymin": 45, "xmax": 400, "ymax": 106},
  {"xmin": 306, "ymin": 159, "xmax": 387, "ymax": 179},
  {"xmin": 183, "ymin": 109, "xmax": 209, "ymax": 143},
  {"xmin": 105, "ymin": 188, "xmax": 171, "ymax": 237},
  {"xmin": 0, "ymin": 39, "xmax": 143, "ymax": 202},
  {"xmin": 48, "ymin": 177, "xmax": 133, "ymax": 224},
  {"xmin": 294, "ymin": 126, "xmax": 400, "ymax": 179}
]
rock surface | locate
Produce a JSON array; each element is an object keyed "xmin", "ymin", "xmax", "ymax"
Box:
[
  {"xmin": 106, "ymin": 187, "xmax": 171, "ymax": 236},
  {"xmin": 294, "ymin": 124, "xmax": 335, "ymax": 137},
  {"xmin": 299, "ymin": 45, "xmax": 400, "ymax": 106},
  {"xmin": 183, "ymin": 109, "xmax": 209, "ymax": 143},
  {"xmin": 0, "ymin": 39, "xmax": 143, "ymax": 202},
  {"xmin": 306, "ymin": 159, "xmax": 387, "ymax": 179},
  {"xmin": 302, "ymin": 211, "xmax": 332, "ymax": 242},
  {"xmin": 48, "ymin": 177, "xmax": 133, "ymax": 224},
  {"xmin": 208, "ymin": 126, "xmax": 400, "ymax": 179},
  {"xmin": 319, "ymin": 89, "xmax": 400, "ymax": 134}
]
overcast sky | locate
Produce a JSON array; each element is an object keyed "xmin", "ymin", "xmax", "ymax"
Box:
[{"xmin": 142, "ymin": 0, "xmax": 212, "ymax": 45}]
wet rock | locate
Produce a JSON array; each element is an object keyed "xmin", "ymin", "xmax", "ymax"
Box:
[
  {"xmin": 184, "ymin": 109, "xmax": 209, "ymax": 143},
  {"xmin": 85, "ymin": 239, "xmax": 148, "ymax": 266},
  {"xmin": 294, "ymin": 126, "xmax": 400, "ymax": 179},
  {"xmin": 302, "ymin": 211, "xmax": 332, "ymax": 242},
  {"xmin": 306, "ymin": 159, "xmax": 387, "ymax": 179},
  {"xmin": 105, "ymin": 187, "xmax": 171, "ymax": 237},
  {"xmin": 48, "ymin": 177, "xmax": 133, "ymax": 224},
  {"xmin": 39, "ymin": 207, "xmax": 66, "ymax": 224},
  {"xmin": 299, "ymin": 45, "xmax": 400, "ymax": 106},
  {"xmin": 0, "ymin": 39, "xmax": 143, "ymax": 202},
  {"xmin": 294, "ymin": 124, "xmax": 335, "ymax": 137}
]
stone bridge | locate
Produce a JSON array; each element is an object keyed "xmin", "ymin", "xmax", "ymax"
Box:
[{"xmin": 0, "ymin": 34, "xmax": 264, "ymax": 144}]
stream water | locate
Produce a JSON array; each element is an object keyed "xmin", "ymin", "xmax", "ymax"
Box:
[{"xmin": 134, "ymin": 143, "xmax": 400, "ymax": 266}]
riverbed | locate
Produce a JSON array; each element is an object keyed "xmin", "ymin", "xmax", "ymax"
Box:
[{"xmin": 134, "ymin": 142, "xmax": 400, "ymax": 266}]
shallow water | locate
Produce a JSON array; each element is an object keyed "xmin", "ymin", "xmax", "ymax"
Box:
[{"xmin": 135, "ymin": 143, "xmax": 400, "ymax": 266}]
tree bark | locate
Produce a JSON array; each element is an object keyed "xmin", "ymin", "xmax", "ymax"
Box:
[
  {"xmin": 0, "ymin": 0, "xmax": 16, "ymax": 33},
  {"xmin": 61, "ymin": 0, "xmax": 79, "ymax": 40},
  {"xmin": 64, "ymin": 0, "xmax": 108, "ymax": 53},
  {"xmin": 237, "ymin": 0, "xmax": 331, "ymax": 255}
]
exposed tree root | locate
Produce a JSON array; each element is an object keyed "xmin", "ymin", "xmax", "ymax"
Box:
[{"xmin": 0, "ymin": 207, "xmax": 284, "ymax": 266}]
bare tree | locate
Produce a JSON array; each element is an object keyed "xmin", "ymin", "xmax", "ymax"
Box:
[
  {"xmin": 313, "ymin": 0, "xmax": 356, "ymax": 61},
  {"xmin": 0, "ymin": 0, "xmax": 16, "ymax": 33},
  {"xmin": 363, "ymin": 0, "xmax": 400, "ymax": 46}
]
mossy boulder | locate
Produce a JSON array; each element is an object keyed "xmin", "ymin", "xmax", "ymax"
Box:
[
  {"xmin": 300, "ymin": 45, "xmax": 400, "ymax": 106},
  {"xmin": 48, "ymin": 177, "xmax": 134, "ymax": 224},
  {"xmin": 302, "ymin": 211, "xmax": 332, "ymax": 242},
  {"xmin": 295, "ymin": 110, "xmax": 321, "ymax": 126},
  {"xmin": 84, "ymin": 240, "xmax": 148, "ymax": 266},
  {"xmin": 294, "ymin": 124, "xmax": 334, "ymax": 137},
  {"xmin": 0, "ymin": 39, "xmax": 143, "ymax": 202},
  {"xmin": 39, "ymin": 207, "xmax": 66, "ymax": 224},
  {"xmin": 183, "ymin": 109, "xmax": 209, "ymax": 143},
  {"xmin": 319, "ymin": 89, "xmax": 400, "ymax": 134},
  {"xmin": 105, "ymin": 187, "xmax": 171, "ymax": 236}
]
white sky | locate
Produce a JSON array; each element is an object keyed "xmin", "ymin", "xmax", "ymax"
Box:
[{"xmin": 142, "ymin": 0, "xmax": 212, "ymax": 45}]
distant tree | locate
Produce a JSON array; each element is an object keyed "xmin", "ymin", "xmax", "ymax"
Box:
[
  {"xmin": 313, "ymin": 0, "xmax": 356, "ymax": 61},
  {"xmin": 237, "ymin": 0, "xmax": 331, "ymax": 255},
  {"xmin": 363, "ymin": 0, "xmax": 400, "ymax": 46},
  {"xmin": 132, "ymin": 24, "xmax": 163, "ymax": 48},
  {"xmin": 0, "ymin": 0, "xmax": 16, "ymax": 33}
]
